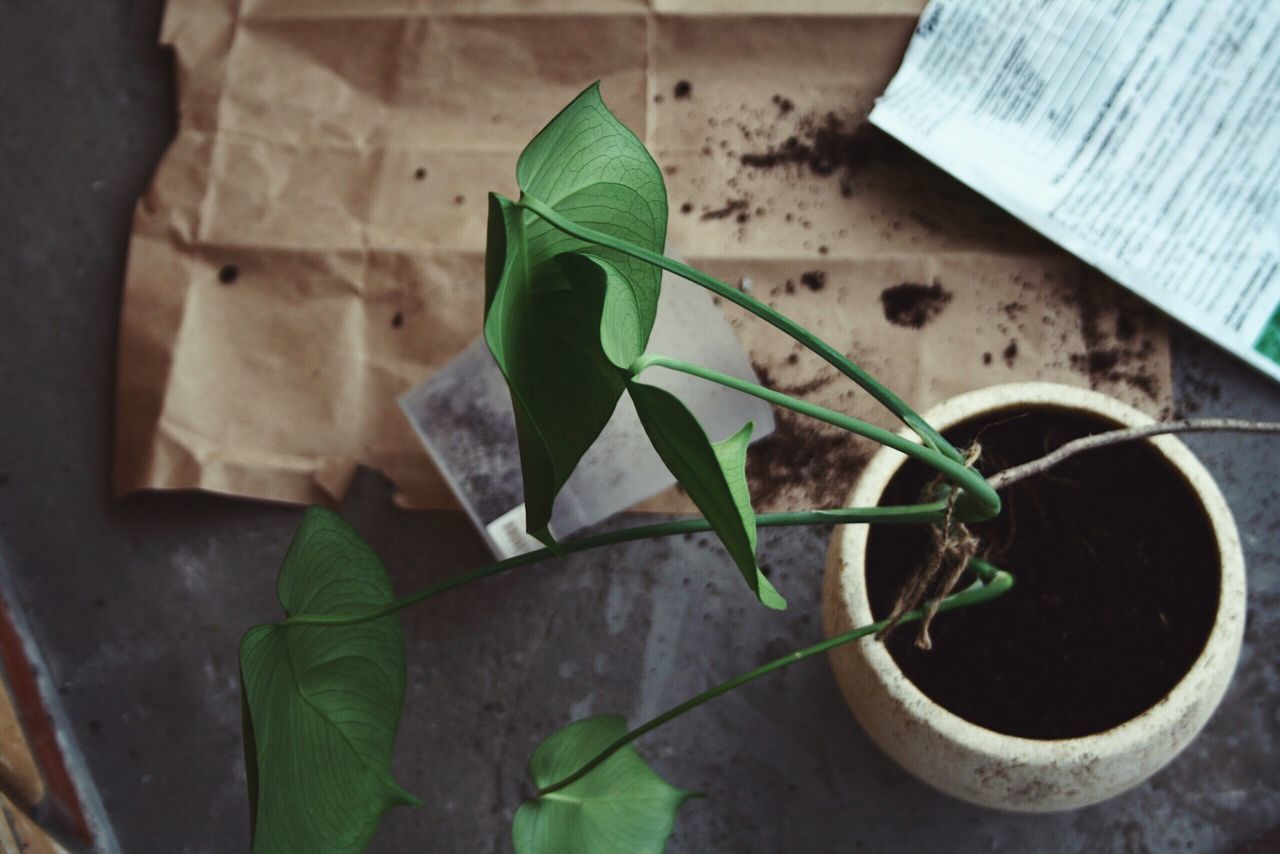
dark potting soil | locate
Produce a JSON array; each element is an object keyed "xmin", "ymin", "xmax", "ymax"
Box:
[
  {"xmin": 865, "ymin": 407, "xmax": 1219, "ymax": 740},
  {"xmin": 880, "ymin": 280, "xmax": 952, "ymax": 328}
]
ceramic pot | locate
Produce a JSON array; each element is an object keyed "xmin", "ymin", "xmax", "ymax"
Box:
[{"xmin": 821, "ymin": 382, "xmax": 1246, "ymax": 812}]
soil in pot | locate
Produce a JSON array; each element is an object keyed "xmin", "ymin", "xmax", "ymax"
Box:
[{"xmin": 865, "ymin": 407, "xmax": 1220, "ymax": 739}]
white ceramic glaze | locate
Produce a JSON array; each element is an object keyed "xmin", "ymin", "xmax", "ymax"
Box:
[{"xmin": 821, "ymin": 383, "xmax": 1246, "ymax": 812}]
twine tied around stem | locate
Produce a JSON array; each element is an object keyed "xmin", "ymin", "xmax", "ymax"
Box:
[{"xmin": 876, "ymin": 444, "xmax": 984, "ymax": 650}]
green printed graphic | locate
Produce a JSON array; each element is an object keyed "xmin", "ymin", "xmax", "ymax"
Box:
[{"xmin": 1256, "ymin": 301, "xmax": 1280, "ymax": 366}]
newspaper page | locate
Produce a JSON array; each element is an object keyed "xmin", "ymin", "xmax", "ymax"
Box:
[{"xmin": 870, "ymin": 0, "xmax": 1280, "ymax": 382}]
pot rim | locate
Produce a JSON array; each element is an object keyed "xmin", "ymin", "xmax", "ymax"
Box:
[{"xmin": 832, "ymin": 381, "xmax": 1246, "ymax": 762}]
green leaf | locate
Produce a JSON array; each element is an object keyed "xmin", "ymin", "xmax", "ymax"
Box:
[
  {"xmin": 627, "ymin": 382, "xmax": 786, "ymax": 610},
  {"xmin": 513, "ymin": 715, "xmax": 698, "ymax": 854},
  {"xmin": 485, "ymin": 82, "xmax": 668, "ymax": 544},
  {"xmin": 239, "ymin": 507, "xmax": 419, "ymax": 853},
  {"xmin": 516, "ymin": 82, "xmax": 668, "ymax": 368},
  {"xmin": 485, "ymin": 196, "xmax": 629, "ymax": 546}
]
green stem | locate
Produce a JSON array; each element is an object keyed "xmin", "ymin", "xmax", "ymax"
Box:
[
  {"xmin": 284, "ymin": 503, "xmax": 946, "ymax": 628},
  {"xmin": 634, "ymin": 353, "xmax": 1000, "ymax": 520},
  {"xmin": 537, "ymin": 557, "xmax": 1013, "ymax": 796},
  {"xmin": 516, "ymin": 194, "xmax": 962, "ymax": 463}
]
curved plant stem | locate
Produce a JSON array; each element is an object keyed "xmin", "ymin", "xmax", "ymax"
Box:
[
  {"xmin": 634, "ymin": 353, "xmax": 1000, "ymax": 519},
  {"xmin": 284, "ymin": 502, "xmax": 947, "ymax": 627},
  {"xmin": 988, "ymin": 418, "xmax": 1280, "ymax": 489},
  {"xmin": 516, "ymin": 194, "xmax": 962, "ymax": 463},
  {"xmin": 536, "ymin": 557, "xmax": 1014, "ymax": 796}
]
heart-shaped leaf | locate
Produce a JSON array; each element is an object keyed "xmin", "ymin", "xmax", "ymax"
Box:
[
  {"xmin": 240, "ymin": 507, "xmax": 418, "ymax": 853},
  {"xmin": 627, "ymin": 382, "xmax": 786, "ymax": 610},
  {"xmin": 513, "ymin": 715, "xmax": 698, "ymax": 854},
  {"xmin": 485, "ymin": 82, "xmax": 668, "ymax": 545}
]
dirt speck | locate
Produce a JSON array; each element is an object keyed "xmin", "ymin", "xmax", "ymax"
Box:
[
  {"xmin": 880, "ymin": 281, "xmax": 952, "ymax": 329},
  {"xmin": 392, "ymin": 310, "xmax": 405, "ymax": 329},
  {"xmin": 680, "ymin": 202, "xmax": 694, "ymax": 214},
  {"xmin": 218, "ymin": 264, "xmax": 239, "ymax": 285},
  {"xmin": 1003, "ymin": 340, "xmax": 1019, "ymax": 366},
  {"xmin": 701, "ymin": 198, "xmax": 750, "ymax": 221},
  {"xmin": 800, "ymin": 270, "xmax": 826, "ymax": 292},
  {"xmin": 413, "ymin": 167, "xmax": 427, "ymax": 180},
  {"xmin": 674, "ymin": 80, "xmax": 692, "ymax": 99}
]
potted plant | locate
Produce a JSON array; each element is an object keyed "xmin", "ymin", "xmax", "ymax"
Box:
[
  {"xmin": 236, "ymin": 83, "xmax": 1278, "ymax": 853},
  {"xmin": 823, "ymin": 381, "xmax": 1249, "ymax": 811}
]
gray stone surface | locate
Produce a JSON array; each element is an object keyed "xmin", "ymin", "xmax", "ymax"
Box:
[{"xmin": 1, "ymin": 3, "xmax": 1276, "ymax": 852}]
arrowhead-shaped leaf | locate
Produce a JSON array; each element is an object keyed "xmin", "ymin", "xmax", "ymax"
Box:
[
  {"xmin": 240, "ymin": 507, "xmax": 418, "ymax": 853},
  {"xmin": 516, "ymin": 82, "xmax": 668, "ymax": 368},
  {"xmin": 484, "ymin": 198, "xmax": 629, "ymax": 546},
  {"xmin": 513, "ymin": 715, "xmax": 698, "ymax": 854},
  {"xmin": 628, "ymin": 382, "xmax": 786, "ymax": 610},
  {"xmin": 484, "ymin": 82, "xmax": 668, "ymax": 544}
]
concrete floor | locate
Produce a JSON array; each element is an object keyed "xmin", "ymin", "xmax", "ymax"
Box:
[{"xmin": 2, "ymin": 3, "xmax": 1278, "ymax": 852}]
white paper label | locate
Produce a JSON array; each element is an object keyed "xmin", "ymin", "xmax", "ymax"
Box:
[{"xmin": 484, "ymin": 504, "xmax": 552, "ymax": 559}]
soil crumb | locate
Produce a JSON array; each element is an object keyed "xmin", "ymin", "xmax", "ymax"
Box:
[
  {"xmin": 880, "ymin": 280, "xmax": 952, "ymax": 329},
  {"xmin": 218, "ymin": 264, "xmax": 239, "ymax": 285},
  {"xmin": 799, "ymin": 270, "xmax": 826, "ymax": 292},
  {"xmin": 1003, "ymin": 339, "xmax": 1019, "ymax": 366},
  {"xmin": 674, "ymin": 80, "xmax": 692, "ymax": 99},
  {"xmin": 701, "ymin": 198, "xmax": 750, "ymax": 221}
]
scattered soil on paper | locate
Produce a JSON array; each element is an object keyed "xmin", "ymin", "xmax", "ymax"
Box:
[
  {"xmin": 739, "ymin": 111, "xmax": 902, "ymax": 198},
  {"xmin": 866, "ymin": 407, "xmax": 1219, "ymax": 739},
  {"xmin": 746, "ymin": 407, "xmax": 869, "ymax": 509},
  {"xmin": 1063, "ymin": 280, "xmax": 1161, "ymax": 400}
]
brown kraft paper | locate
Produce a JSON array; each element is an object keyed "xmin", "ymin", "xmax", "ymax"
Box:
[{"xmin": 115, "ymin": 0, "xmax": 1172, "ymax": 513}]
